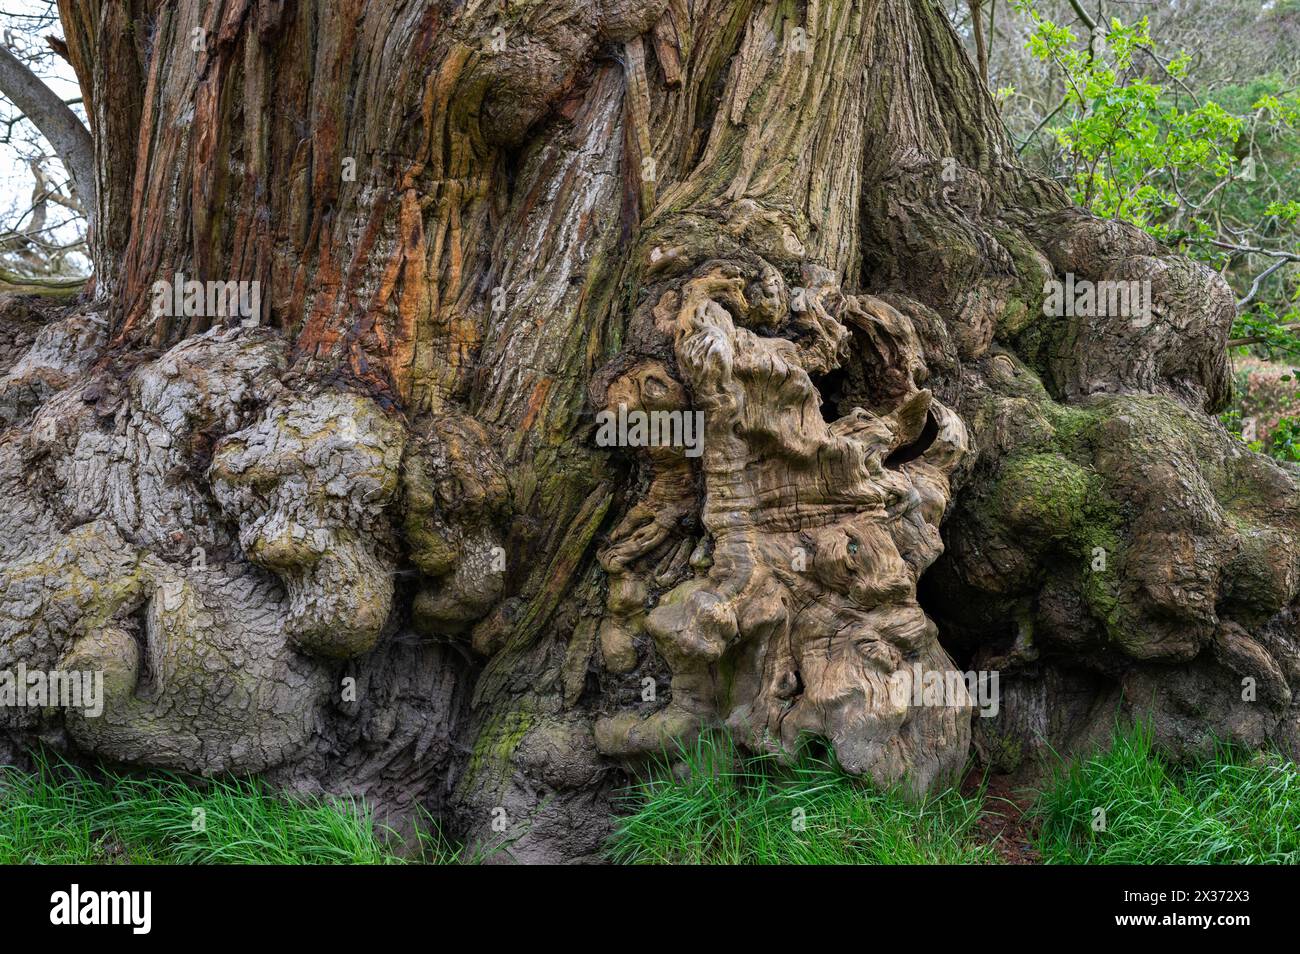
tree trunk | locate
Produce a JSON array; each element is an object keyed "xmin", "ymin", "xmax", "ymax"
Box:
[{"xmin": 1, "ymin": 0, "xmax": 1296, "ymax": 862}]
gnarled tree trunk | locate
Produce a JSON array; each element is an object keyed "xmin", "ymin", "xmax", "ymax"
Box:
[{"xmin": 1, "ymin": 0, "xmax": 1296, "ymax": 862}]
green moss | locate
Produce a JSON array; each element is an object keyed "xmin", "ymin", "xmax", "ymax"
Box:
[
  {"xmin": 982, "ymin": 732, "xmax": 1025, "ymax": 773},
  {"xmin": 0, "ymin": 267, "xmax": 86, "ymax": 298},
  {"xmin": 990, "ymin": 227, "xmax": 1049, "ymax": 340},
  {"xmin": 994, "ymin": 452, "xmax": 1090, "ymax": 537},
  {"xmin": 1043, "ymin": 400, "xmax": 1109, "ymax": 457},
  {"xmin": 401, "ymin": 458, "xmax": 458, "ymax": 576},
  {"xmin": 464, "ymin": 709, "xmax": 535, "ymax": 790},
  {"xmin": 1079, "ymin": 540, "xmax": 1124, "ymax": 639},
  {"xmin": 979, "ymin": 397, "xmax": 1129, "ymax": 641}
]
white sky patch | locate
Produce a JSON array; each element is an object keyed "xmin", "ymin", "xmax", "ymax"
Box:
[{"xmin": 1, "ymin": 0, "xmax": 89, "ymax": 274}]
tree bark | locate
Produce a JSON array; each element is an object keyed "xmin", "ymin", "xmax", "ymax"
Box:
[{"xmin": 0, "ymin": 0, "xmax": 1296, "ymax": 862}]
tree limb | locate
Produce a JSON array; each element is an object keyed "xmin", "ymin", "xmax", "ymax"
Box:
[
  {"xmin": 1227, "ymin": 318, "xmax": 1300, "ymax": 348},
  {"xmin": 1066, "ymin": 0, "xmax": 1098, "ymax": 32},
  {"xmin": 968, "ymin": 0, "xmax": 988, "ymax": 86},
  {"xmin": 0, "ymin": 263, "xmax": 85, "ymax": 296},
  {"xmin": 0, "ymin": 43, "xmax": 94, "ymax": 220},
  {"xmin": 1236, "ymin": 258, "xmax": 1292, "ymax": 311}
]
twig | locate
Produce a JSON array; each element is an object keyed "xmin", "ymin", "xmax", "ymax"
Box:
[{"xmin": 1236, "ymin": 258, "xmax": 1290, "ymax": 311}]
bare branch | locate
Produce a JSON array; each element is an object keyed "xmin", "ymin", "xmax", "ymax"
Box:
[
  {"xmin": 1236, "ymin": 258, "xmax": 1292, "ymax": 311},
  {"xmin": 0, "ymin": 42, "xmax": 94, "ymax": 219},
  {"xmin": 1066, "ymin": 0, "xmax": 1098, "ymax": 32}
]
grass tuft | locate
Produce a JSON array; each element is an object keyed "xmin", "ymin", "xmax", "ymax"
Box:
[
  {"xmin": 0, "ymin": 751, "xmax": 459, "ymax": 865},
  {"xmin": 5, "ymin": 723, "xmax": 1296, "ymax": 865},
  {"xmin": 606, "ymin": 733, "xmax": 996, "ymax": 864},
  {"xmin": 1032, "ymin": 722, "xmax": 1300, "ymax": 864}
]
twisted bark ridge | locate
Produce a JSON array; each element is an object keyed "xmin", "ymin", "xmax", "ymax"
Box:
[
  {"xmin": 0, "ymin": 0, "xmax": 1296, "ymax": 860},
  {"xmin": 593, "ymin": 267, "xmax": 973, "ymax": 796}
]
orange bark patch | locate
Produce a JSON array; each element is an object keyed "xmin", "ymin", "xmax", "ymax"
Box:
[
  {"xmin": 519, "ymin": 378, "xmax": 554, "ymax": 433},
  {"xmin": 359, "ymin": 189, "xmax": 428, "ymax": 403}
]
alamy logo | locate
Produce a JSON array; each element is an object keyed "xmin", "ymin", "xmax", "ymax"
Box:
[
  {"xmin": 151, "ymin": 271, "xmax": 262, "ymax": 325},
  {"xmin": 0, "ymin": 664, "xmax": 103, "ymax": 717},
  {"xmin": 889, "ymin": 664, "xmax": 1000, "ymax": 717},
  {"xmin": 1042, "ymin": 273, "xmax": 1152, "ymax": 326},
  {"xmin": 50, "ymin": 884, "xmax": 151, "ymax": 934},
  {"xmin": 595, "ymin": 403, "xmax": 705, "ymax": 458}
]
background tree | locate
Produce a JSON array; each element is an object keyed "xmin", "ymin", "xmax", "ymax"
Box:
[
  {"xmin": 0, "ymin": 0, "xmax": 89, "ymax": 291},
  {"xmin": 954, "ymin": 0, "xmax": 1300, "ymax": 459}
]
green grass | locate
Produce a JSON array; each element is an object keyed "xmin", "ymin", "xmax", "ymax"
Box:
[
  {"xmin": 610, "ymin": 725, "xmax": 1300, "ymax": 865},
  {"xmin": 0, "ymin": 753, "xmax": 459, "ymax": 864},
  {"xmin": 606, "ymin": 734, "xmax": 997, "ymax": 864},
  {"xmin": 1032, "ymin": 723, "xmax": 1300, "ymax": 864},
  {"xmin": 5, "ymin": 724, "xmax": 1297, "ymax": 864}
]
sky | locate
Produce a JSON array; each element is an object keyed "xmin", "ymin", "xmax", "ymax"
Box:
[{"xmin": 1, "ymin": 0, "xmax": 89, "ymax": 274}]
